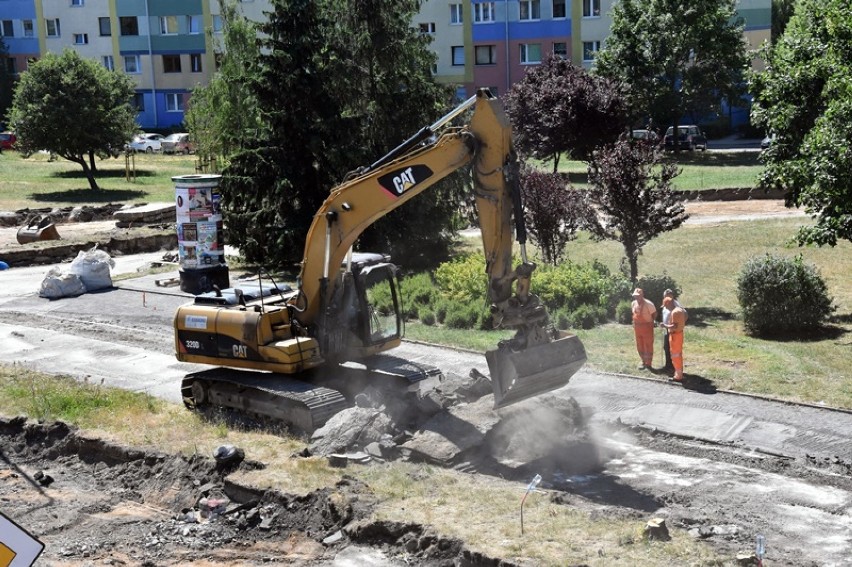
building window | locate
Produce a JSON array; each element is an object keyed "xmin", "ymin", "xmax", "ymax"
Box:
[
  {"xmin": 475, "ymin": 45, "xmax": 496, "ymax": 65},
  {"xmin": 132, "ymin": 93, "xmax": 144, "ymax": 112},
  {"xmin": 5, "ymin": 58, "xmax": 17, "ymax": 74},
  {"xmin": 1, "ymin": 20, "xmax": 14, "ymax": 38},
  {"xmin": 73, "ymin": 33, "xmax": 89, "ymax": 45},
  {"xmin": 163, "ymin": 54, "xmax": 181, "ymax": 73},
  {"xmin": 45, "ymin": 19, "xmax": 61, "ymax": 38},
  {"xmin": 187, "ymin": 15, "xmax": 201, "ymax": 34},
  {"xmin": 160, "ymin": 16, "xmax": 178, "ymax": 35},
  {"xmin": 419, "ymin": 22, "xmax": 436, "ymax": 35},
  {"xmin": 520, "ymin": 43, "xmax": 542, "ymax": 64},
  {"xmin": 166, "ymin": 93, "xmax": 184, "ymax": 112},
  {"xmin": 450, "ymin": 4, "xmax": 463, "ymax": 25},
  {"xmin": 583, "ymin": 40, "xmax": 601, "ymax": 61},
  {"xmin": 98, "ymin": 17, "xmax": 111, "ymax": 36},
  {"xmin": 102, "ymin": 55, "xmax": 114, "ymax": 71},
  {"xmin": 190, "ymin": 53, "xmax": 202, "ymax": 73},
  {"xmin": 473, "ymin": 2, "xmax": 495, "ymax": 23},
  {"xmin": 71, "ymin": 0, "xmax": 84, "ymax": 6},
  {"xmin": 553, "ymin": 42, "xmax": 567, "ymax": 59},
  {"xmin": 519, "ymin": 0, "xmax": 540, "ymax": 21},
  {"xmin": 124, "ymin": 55, "xmax": 140, "ymax": 74},
  {"xmin": 23, "ymin": 20, "xmax": 34, "ymax": 38},
  {"xmin": 583, "ymin": 0, "xmax": 601, "ymax": 18},
  {"xmin": 451, "ymin": 46, "xmax": 464, "ymax": 66},
  {"xmin": 553, "ymin": 0, "xmax": 567, "ymax": 19},
  {"xmin": 120, "ymin": 17, "xmax": 138, "ymax": 36},
  {"xmin": 212, "ymin": 15, "xmax": 223, "ymax": 33}
]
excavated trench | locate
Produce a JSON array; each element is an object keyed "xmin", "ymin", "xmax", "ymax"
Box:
[{"xmin": 0, "ymin": 416, "xmax": 519, "ymax": 566}]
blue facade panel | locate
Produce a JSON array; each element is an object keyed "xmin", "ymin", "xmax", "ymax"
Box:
[
  {"xmin": 473, "ymin": 20, "xmax": 572, "ymax": 42},
  {"xmin": 135, "ymin": 90, "xmax": 188, "ymax": 130},
  {"xmin": 2, "ymin": 0, "xmax": 38, "ymax": 56}
]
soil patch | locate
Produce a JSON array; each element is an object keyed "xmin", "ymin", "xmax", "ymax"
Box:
[{"xmin": 0, "ymin": 416, "xmax": 510, "ymax": 566}]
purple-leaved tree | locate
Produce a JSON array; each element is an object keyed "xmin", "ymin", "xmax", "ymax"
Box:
[
  {"xmin": 585, "ymin": 136, "xmax": 687, "ymax": 283},
  {"xmin": 504, "ymin": 55, "xmax": 627, "ymax": 172}
]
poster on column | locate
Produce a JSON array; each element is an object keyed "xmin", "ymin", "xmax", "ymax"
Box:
[{"xmin": 196, "ymin": 221, "xmax": 224, "ymax": 267}]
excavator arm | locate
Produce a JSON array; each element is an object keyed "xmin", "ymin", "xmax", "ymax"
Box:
[{"xmin": 296, "ymin": 89, "xmax": 586, "ymax": 408}]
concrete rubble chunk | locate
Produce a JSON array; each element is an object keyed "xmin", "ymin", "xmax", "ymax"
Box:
[
  {"xmin": 309, "ymin": 407, "xmax": 394, "ymax": 456},
  {"xmin": 643, "ymin": 517, "xmax": 671, "ymax": 541}
]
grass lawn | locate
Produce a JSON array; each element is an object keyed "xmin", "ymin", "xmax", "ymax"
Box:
[
  {"xmin": 0, "ymin": 150, "xmax": 198, "ymax": 210},
  {"xmin": 555, "ymin": 151, "xmax": 764, "ymax": 191}
]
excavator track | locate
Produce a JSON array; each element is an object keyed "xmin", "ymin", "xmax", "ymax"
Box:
[
  {"xmin": 182, "ymin": 368, "xmax": 349, "ymax": 433},
  {"xmin": 181, "ymin": 355, "xmax": 443, "ymax": 434}
]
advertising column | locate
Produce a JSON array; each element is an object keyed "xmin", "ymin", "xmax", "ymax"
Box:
[{"xmin": 172, "ymin": 174, "xmax": 230, "ymax": 294}]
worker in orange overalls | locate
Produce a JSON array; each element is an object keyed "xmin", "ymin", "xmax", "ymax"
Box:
[
  {"xmin": 660, "ymin": 296, "xmax": 687, "ymax": 381},
  {"xmin": 631, "ymin": 288, "xmax": 656, "ymax": 370}
]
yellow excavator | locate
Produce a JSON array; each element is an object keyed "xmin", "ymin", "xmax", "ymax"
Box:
[{"xmin": 174, "ymin": 89, "xmax": 586, "ymax": 432}]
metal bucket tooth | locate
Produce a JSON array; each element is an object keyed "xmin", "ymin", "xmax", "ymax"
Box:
[{"xmin": 486, "ymin": 332, "xmax": 586, "ymax": 409}]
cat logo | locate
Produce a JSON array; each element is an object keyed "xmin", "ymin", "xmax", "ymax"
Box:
[
  {"xmin": 232, "ymin": 344, "xmax": 248, "ymax": 359},
  {"xmin": 377, "ymin": 164, "xmax": 434, "ymax": 198}
]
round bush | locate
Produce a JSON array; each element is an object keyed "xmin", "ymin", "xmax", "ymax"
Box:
[
  {"xmin": 615, "ymin": 300, "xmax": 632, "ymax": 325},
  {"xmin": 636, "ymin": 274, "xmax": 681, "ymax": 308},
  {"xmin": 421, "ymin": 312, "xmax": 436, "ymax": 326},
  {"xmin": 736, "ymin": 253, "xmax": 834, "ymax": 336}
]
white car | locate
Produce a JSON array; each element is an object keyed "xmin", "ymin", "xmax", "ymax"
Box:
[{"xmin": 128, "ymin": 133, "xmax": 164, "ymax": 153}]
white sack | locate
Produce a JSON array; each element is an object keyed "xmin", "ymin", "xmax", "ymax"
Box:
[
  {"xmin": 38, "ymin": 267, "xmax": 87, "ymax": 299},
  {"xmin": 69, "ymin": 247, "xmax": 115, "ymax": 291}
]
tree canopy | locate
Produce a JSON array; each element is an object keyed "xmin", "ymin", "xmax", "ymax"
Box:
[
  {"xmin": 750, "ymin": 0, "xmax": 852, "ymax": 247},
  {"xmin": 504, "ymin": 55, "xmax": 626, "ymax": 170},
  {"xmin": 186, "ymin": 0, "xmax": 262, "ymax": 162},
  {"xmin": 518, "ymin": 167, "xmax": 586, "ymax": 265},
  {"xmin": 219, "ymin": 0, "xmax": 459, "ymax": 270},
  {"xmin": 585, "ymin": 137, "xmax": 686, "ymax": 283},
  {"xmin": 594, "ymin": 0, "xmax": 749, "ymax": 143},
  {"xmin": 9, "ymin": 49, "xmax": 137, "ymax": 190}
]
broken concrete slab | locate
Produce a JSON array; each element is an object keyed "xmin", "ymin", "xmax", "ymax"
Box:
[
  {"xmin": 309, "ymin": 408, "xmax": 394, "ymax": 457},
  {"xmin": 400, "ymin": 396, "xmax": 501, "ymax": 465},
  {"xmin": 113, "ymin": 202, "xmax": 176, "ymax": 227}
]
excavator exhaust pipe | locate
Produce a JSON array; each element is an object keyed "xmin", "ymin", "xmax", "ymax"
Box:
[{"xmin": 486, "ymin": 332, "xmax": 587, "ymax": 409}]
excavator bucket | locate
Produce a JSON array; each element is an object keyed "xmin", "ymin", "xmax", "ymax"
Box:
[{"xmin": 486, "ymin": 332, "xmax": 587, "ymax": 409}]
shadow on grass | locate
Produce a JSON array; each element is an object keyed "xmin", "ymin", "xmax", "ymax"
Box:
[
  {"xmin": 753, "ymin": 324, "xmax": 849, "ymax": 343},
  {"xmin": 566, "ymin": 171, "xmax": 589, "ymax": 186},
  {"xmin": 52, "ymin": 169, "xmax": 156, "ymax": 179},
  {"xmin": 681, "ymin": 307, "xmax": 737, "ymax": 328},
  {"xmin": 31, "ymin": 188, "xmax": 150, "ymax": 203}
]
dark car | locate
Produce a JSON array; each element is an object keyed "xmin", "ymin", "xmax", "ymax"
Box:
[
  {"xmin": 631, "ymin": 129, "xmax": 660, "ymax": 143},
  {"xmin": 664, "ymin": 125, "xmax": 707, "ymax": 151},
  {"xmin": 0, "ymin": 132, "xmax": 17, "ymax": 151}
]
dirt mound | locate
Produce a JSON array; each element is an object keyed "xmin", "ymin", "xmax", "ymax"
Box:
[{"xmin": 0, "ymin": 416, "xmax": 511, "ymax": 565}]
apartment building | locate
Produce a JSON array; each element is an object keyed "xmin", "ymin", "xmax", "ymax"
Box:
[{"xmin": 1, "ymin": 0, "xmax": 770, "ymax": 130}]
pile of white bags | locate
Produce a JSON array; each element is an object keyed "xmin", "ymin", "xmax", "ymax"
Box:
[{"xmin": 39, "ymin": 247, "xmax": 115, "ymax": 299}]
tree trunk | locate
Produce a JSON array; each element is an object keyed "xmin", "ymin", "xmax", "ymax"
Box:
[
  {"xmin": 625, "ymin": 245, "xmax": 640, "ymax": 284},
  {"xmin": 64, "ymin": 153, "xmax": 100, "ymax": 191},
  {"xmin": 88, "ymin": 151, "xmax": 98, "ymax": 173}
]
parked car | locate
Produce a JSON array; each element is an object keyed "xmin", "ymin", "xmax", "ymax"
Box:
[
  {"xmin": 664, "ymin": 125, "xmax": 707, "ymax": 151},
  {"xmin": 631, "ymin": 129, "xmax": 659, "ymax": 143},
  {"xmin": 0, "ymin": 131, "xmax": 17, "ymax": 151},
  {"xmin": 128, "ymin": 133, "xmax": 164, "ymax": 153},
  {"xmin": 161, "ymin": 133, "xmax": 194, "ymax": 155},
  {"xmin": 761, "ymin": 134, "xmax": 776, "ymax": 150}
]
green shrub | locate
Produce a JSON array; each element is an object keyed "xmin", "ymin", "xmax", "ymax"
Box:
[
  {"xmin": 533, "ymin": 260, "xmax": 629, "ymax": 319},
  {"xmin": 736, "ymin": 253, "xmax": 834, "ymax": 336},
  {"xmin": 615, "ymin": 300, "xmax": 633, "ymax": 324},
  {"xmin": 570, "ymin": 304, "xmax": 607, "ymax": 330},
  {"xmin": 434, "ymin": 253, "xmax": 488, "ymax": 304},
  {"xmin": 444, "ymin": 302, "xmax": 483, "ymax": 329},
  {"xmin": 635, "ymin": 274, "xmax": 681, "ymax": 309},
  {"xmin": 434, "ymin": 300, "xmax": 449, "ymax": 324},
  {"xmin": 421, "ymin": 312, "xmax": 436, "ymax": 326},
  {"xmin": 554, "ymin": 309, "xmax": 571, "ymax": 331}
]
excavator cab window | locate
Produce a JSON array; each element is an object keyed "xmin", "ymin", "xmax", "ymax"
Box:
[{"xmin": 358, "ymin": 263, "xmax": 401, "ymax": 346}]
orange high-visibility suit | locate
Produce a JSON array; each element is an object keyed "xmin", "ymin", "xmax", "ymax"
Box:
[
  {"xmin": 631, "ymin": 288, "xmax": 656, "ymax": 368},
  {"xmin": 664, "ymin": 297, "xmax": 687, "ymax": 381}
]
